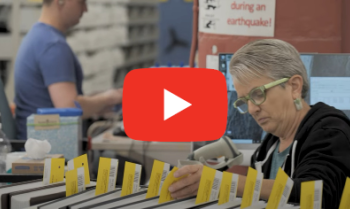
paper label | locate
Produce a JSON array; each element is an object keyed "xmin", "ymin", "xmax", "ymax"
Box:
[
  {"xmin": 66, "ymin": 167, "xmax": 85, "ymax": 197},
  {"xmin": 34, "ymin": 114, "xmax": 60, "ymax": 130},
  {"xmin": 77, "ymin": 167, "xmax": 85, "ymax": 192},
  {"xmin": 43, "ymin": 159, "xmax": 51, "ymax": 185},
  {"xmin": 43, "ymin": 158, "xmax": 65, "ymax": 185},
  {"xmin": 300, "ymin": 180, "xmax": 323, "ymax": 209},
  {"xmin": 121, "ymin": 162, "xmax": 142, "ymax": 197},
  {"xmin": 241, "ymin": 167, "xmax": 263, "ymax": 208},
  {"xmin": 196, "ymin": 166, "xmax": 223, "ymax": 204},
  {"xmin": 158, "ymin": 167, "xmax": 187, "ymax": 204},
  {"xmin": 339, "ymin": 177, "xmax": 350, "ymax": 209},
  {"xmin": 67, "ymin": 154, "xmax": 90, "ymax": 185},
  {"xmin": 199, "ymin": 0, "xmax": 276, "ymax": 37},
  {"xmin": 67, "ymin": 160, "xmax": 74, "ymax": 171},
  {"xmin": 146, "ymin": 160, "xmax": 170, "ymax": 198},
  {"xmin": 159, "ymin": 163, "xmax": 170, "ymax": 195},
  {"xmin": 95, "ymin": 157, "xmax": 119, "ymax": 196},
  {"xmin": 218, "ymin": 172, "xmax": 239, "ymax": 205},
  {"xmin": 108, "ymin": 159, "xmax": 119, "ymax": 192},
  {"xmin": 266, "ymin": 168, "xmax": 294, "ymax": 209},
  {"xmin": 206, "ymin": 55, "xmax": 219, "ymax": 70}
]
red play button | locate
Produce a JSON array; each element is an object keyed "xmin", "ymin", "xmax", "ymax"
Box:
[{"xmin": 123, "ymin": 67, "xmax": 227, "ymax": 142}]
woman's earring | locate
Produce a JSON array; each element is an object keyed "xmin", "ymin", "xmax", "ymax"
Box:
[{"xmin": 294, "ymin": 98, "xmax": 303, "ymax": 111}]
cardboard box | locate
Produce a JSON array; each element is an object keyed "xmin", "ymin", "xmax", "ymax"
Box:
[
  {"xmin": 27, "ymin": 114, "xmax": 82, "ymax": 161},
  {"xmin": 12, "ymin": 154, "xmax": 64, "ymax": 175}
]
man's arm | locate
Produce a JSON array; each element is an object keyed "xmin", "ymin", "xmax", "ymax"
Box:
[
  {"xmin": 48, "ymin": 82, "xmax": 122, "ymax": 118},
  {"xmin": 40, "ymin": 42, "xmax": 123, "ymax": 118},
  {"xmin": 48, "ymin": 82, "xmax": 77, "ymax": 108}
]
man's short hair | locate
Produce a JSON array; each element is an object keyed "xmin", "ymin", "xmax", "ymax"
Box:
[{"xmin": 43, "ymin": 0, "xmax": 54, "ymax": 5}]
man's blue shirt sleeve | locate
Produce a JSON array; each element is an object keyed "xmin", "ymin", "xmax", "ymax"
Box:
[{"xmin": 39, "ymin": 42, "xmax": 77, "ymax": 87}]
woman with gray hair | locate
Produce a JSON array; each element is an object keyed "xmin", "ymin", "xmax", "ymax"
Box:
[{"xmin": 168, "ymin": 39, "xmax": 350, "ymax": 208}]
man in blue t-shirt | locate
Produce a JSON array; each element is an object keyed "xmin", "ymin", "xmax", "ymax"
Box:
[{"xmin": 14, "ymin": 0, "xmax": 123, "ymax": 139}]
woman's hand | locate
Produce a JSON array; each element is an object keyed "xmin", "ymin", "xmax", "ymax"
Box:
[{"xmin": 168, "ymin": 164, "xmax": 203, "ymax": 199}]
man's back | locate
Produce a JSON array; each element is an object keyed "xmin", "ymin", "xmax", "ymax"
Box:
[{"xmin": 14, "ymin": 22, "xmax": 83, "ymax": 139}]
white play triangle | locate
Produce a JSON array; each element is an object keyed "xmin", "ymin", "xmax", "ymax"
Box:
[{"xmin": 164, "ymin": 89, "xmax": 192, "ymax": 121}]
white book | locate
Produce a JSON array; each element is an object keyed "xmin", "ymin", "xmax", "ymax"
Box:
[
  {"xmin": 0, "ymin": 180, "xmax": 42, "ymax": 208},
  {"xmin": 10, "ymin": 182, "xmax": 96, "ymax": 209},
  {"xmin": 118, "ymin": 197, "xmax": 160, "ymax": 209},
  {"xmin": 144, "ymin": 197, "xmax": 217, "ymax": 209},
  {"xmin": 85, "ymin": 191, "xmax": 148, "ymax": 209},
  {"xmin": 200, "ymin": 198, "xmax": 242, "ymax": 209},
  {"xmin": 244, "ymin": 201, "xmax": 268, "ymax": 209},
  {"xmin": 38, "ymin": 187, "xmax": 96, "ymax": 209},
  {"xmin": 0, "ymin": 180, "xmax": 64, "ymax": 209},
  {"xmin": 280, "ymin": 205, "xmax": 300, "ymax": 209},
  {"xmin": 23, "ymin": 200, "xmax": 56, "ymax": 209},
  {"xmin": 201, "ymin": 200, "xmax": 298, "ymax": 209},
  {"xmin": 68, "ymin": 189, "xmax": 123, "ymax": 209}
]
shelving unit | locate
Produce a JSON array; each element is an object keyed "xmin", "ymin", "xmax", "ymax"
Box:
[
  {"xmin": 73, "ymin": 0, "xmax": 159, "ymax": 94},
  {"xmin": 0, "ymin": 0, "xmax": 159, "ymax": 99},
  {"xmin": 0, "ymin": 0, "xmax": 21, "ymax": 102},
  {"xmin": 0, "ymin": 34, "xmax": 14, "ymax": 60}
]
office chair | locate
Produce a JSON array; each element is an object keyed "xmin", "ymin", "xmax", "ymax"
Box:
[{"xmin": 0, "ymin": 78, "xmax": 16, "ymax": 139}]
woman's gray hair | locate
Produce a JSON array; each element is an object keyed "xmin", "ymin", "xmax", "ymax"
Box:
[{"xmin": 229, "ymin": 39, "xmax": 309, "ymax": 98}]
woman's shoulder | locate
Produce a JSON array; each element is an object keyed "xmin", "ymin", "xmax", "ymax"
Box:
[
  {"xmin": 308, "ymin": 111, "xmax": 350, "ymax": 131},
  {"xmin": 302, "ymin": 114, "xmax": 350, "ymax": 144},
  {"xmin": 296, "ymin": 103, "xmax": 350, "ymax": 144},
  {"xmin": 304, "ymin": 102, "xmax": 350, "ymax": 131}
]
